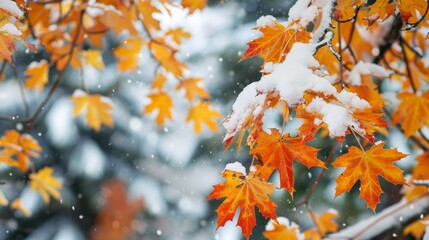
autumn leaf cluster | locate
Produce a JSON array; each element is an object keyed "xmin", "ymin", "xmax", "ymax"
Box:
[{"xmin": 209, "ymin": 0, "xmax": 429, "ymax": 239}]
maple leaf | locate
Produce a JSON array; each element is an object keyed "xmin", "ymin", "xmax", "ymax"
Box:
[
  {"xmin": 80, "ymin": 50, "xmax": 104, "ymax": 69},
  {"xmin": 304, "ymin": 210, "xmax": 339, "ymax": 240},
  {"xmin": 186, "ymin": 102, "xmax": 222, "ymax": 133},
  {"xmin": 166, "ymin": 28, "xmax": 191, "ymax": 45},
  {"xmin": 144, "ymin": 92, "xmax": 173, "ymax": 125},
  {"xmin": 333, "ymin": 0, "xmax": 365, "ymax": 20},
  {"xmin": 333, "ymin": 143, "xmax": 407, "ymax": 210},
  {"xmin": 263, "ymin": 217, "xmax": 303, "ymax": 240},
  {"xmin": 137, "ymin": 0, "xmax": 161, "ymax": 32},
  {"xmin": 249, "ymin": 129, "xmax": 324, "ymax": 194},
  {"xmin": 363, "ymin": 0, "xmax": 396, "ymax": 26},
  {"xmin": 70, "ymin": 90, "xmax": 114, "ymax": 132},
  {"xmin": 151, "ymin": 73, "xmax": 167, "ymax": 90},
  {"xmin": 113, "ymin": 38, "xmax": 146, "ymax": 73},
  {"xmin": 181, "ymin": 0, "xmax": 207, "ymax": 13},
  {"xmin": 241, "ymin": 21, "xmax": 311, "ymax": 63},
  {"xmin": 392, "ymin": 90, "xmax": 429, "ymax": 137},
  {"xmin": 91, "ymin": 180, "xmax": 144, "ymax": 240},
  {"xmin": 11, "ymin": 198, "xmax": 32, "ymax": 217},
  {"xmin": 149, "ymin": 42, "xmax": 187, "ymax": 77},
  {"xmin": 207, "ymin": 167, "xmax": 277, "ymax": 240},
  {"xmin": 397, "ymin": 0, "xmax": 428, "ymax": 24},
  {"xmin": 30, "ymin": 167, "xmax": 63, "ymax": 204},
  {"xmin": 25, "ymin": 60, "xmax": 49, "ymax": 93},
  {"xmin": 176, "ymin": 78, "xmax": 210, "ymax": 101},
  {"xmin": 403, "ymin": 152, "xmax": 429, "ymax": 201},
  {"xmin": 0, "ymin": 130, "xmax": 41, "ymax": 172},
  {"xmin": 404, "ymin": 215, "xmax": 429, "ymax": 239}
]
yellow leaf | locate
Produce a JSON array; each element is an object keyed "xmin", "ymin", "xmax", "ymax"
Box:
[
  {"xmin": 113, "ymin": 37, "xmax": 146, "ymax": 73},
  {"xmin": 181, "ymin": 0, "xmax": 207, "ymax": 13},
  {"xmin": 70, "ymin": 90, "xmax": 114, "ymax": 131},
  {"xmin": 137, "ymin": 0, "xmax": 161, "ymax": 31},
  {"xmin": 30, "ymin": 167, "xmax": 62, "ymax": 204},
  {"xmin": 11, "ymin": 198, "xmax": 32, "ymax": 217},
  {"xmin": 25, "ymin": 60, "xmax": 49, "ymax": 93},
  {"xmin": 151, "ymin": 73, "xmax": 167, "ymax": 90},
  {"xmin": 166, "ymin": 28, "xmax": 191, "ymax": 45},
  {"xmin": 80, "ymin": 50, "xmax": 104, "ymax": 69},
  {"xmin": 144, "ymin": 92, "xmax": 173, "ymax": 125},
  {"xmin": 304, "ymin": 210, "xmax": 339, "ymax": 240},
  {"xmin": 176, "ymin": 78, "xmax": 210, "ymax": 101},
  {"xmin": 404, "ymin": 215, "xmax": 429, "ymax": 239},
  {"xmin": 263, "ymin": 217, "xmax": 303, "ymax": 240},
  {"xmin": 149, "ymin": 42, "xmax": 187, "ymax": 77},
  {"xmin": 0, "ymin": 130, "xmax": 41, "ymax": 172},
  {"xmin": 187, "ymin": 102, "xmax": 222, "ymax": 133}
]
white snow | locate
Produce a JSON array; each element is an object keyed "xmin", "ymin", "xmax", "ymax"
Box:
[
  {"xmin": 224, "ymin": 162, "xmax": 246, "ymax": 176},
  {"xmin": 413, "ymin": 179, "xmax": 429, "ymax": 187},
  {"xmin": 85, "ymin": 3, "xmax": 123, "ymax": 17},
  {"xmin": 0, "ymin": 23, "xmax": 21, "ymax": 36},
  {"xmin": 256, "ymin": 15, "xmax": 277, "ymax": 28},
  {"xmin": 347, "ymin": 61, "xmax": 390, "ymax": 86},
  {"xmin": 265, "ymin": 217, "xmax": 304, "ymax": 240},
  {"xmin": 335, "ymin": 90, "xmax": 370, "ymax": 110},
  {"xmin": 311, "ymin": 0, "xmax": 335, "ymax": 41},
  {"xmin": 424, "ymin": 226, "xmax": 429, "ymax": 240},
  {"xmin": 255, "ymin": 43, "xmax": 336, "ymax": 106},
  {"xmin": 261, "ymin": 62, "xmax": 278, "ymax": 74},
  {"xmin": 1, "ymin": 0, "xmax": 23, "ymax": 18},
  {"xmin": 288, "ymin": 0, "xmax": 318, "ymax": 28}
]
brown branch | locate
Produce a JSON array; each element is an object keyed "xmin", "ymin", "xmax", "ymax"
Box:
[
  {"xmin": 12, "ymin": 66, "xmax": 30, "ymax": 117},
  {"xmin": 0, "ymin": 9, "xmax": 85, "ymax": 128},
  {"xmin": 295, "ymin": 142, "xmax": 338, "ymax": 208},
  {"xmin": 399, "ymin": 37, "xmax": 417, "ymax": 92}
]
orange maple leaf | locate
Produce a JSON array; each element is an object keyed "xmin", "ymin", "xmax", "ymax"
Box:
[
  {"xmin": 263, "ymin": 217, "xmax": 303, "ymax": 240},
  {"xmin": 186, "ymin": 101, "xmax": 222, "ymax": 133},
  {"xmin": 397, "ymin": 0, "xmax": 428, "ymax": 24},
  {"xmin": 403, "ymin": 152, "xmax": 429, "ymax": 201},
  {"xmin": 113, "ymin": 38, "xmax": 146, "ymax": 73},
  {"xmin": 207, "ymin": 168, "xmax": 277, "ymax": 240},
  {"xmin": 249, "ymin": 129, "xmax": 324, "ymax": 194},
  {"xmin": 241, "ymin": 21, "xmax": 311, "ymax": 63},
  {"xmin": 304, "ymin": 210, "xmax": 339, "ymax": 240},
  {"xmin": 30, "ymin": 167, "xmax": 63, "ymax": 204},
  {"xmin": 333, "ymin": 143, "xmax": 407, "ymax": 210},
  {"xmin": 0, "ymin": 130, "xmax": 41, "ymax": 172},
  {"xmin": 149, "ymin": 42, "xmax": 187, "ymax": 77},
  {"xmin": 70, "ymin": 90, "xmax": 114, "ymax": 132},
  {"xmin": 25, "ymin": 60, "xmax": 49, "ymax": 93},
  {"xmin": 392, "ymin": 90, "xmax": 429, "ymax": 137},
  {"xmin": 176, "ymin": 78, "xmax": 210, "ymax": 101},
  {"xmin": 137, "ymin": 0, "xmax": 161, "ymax": 32},
  {"xmin": 166, "ymin": 28, "xmax": 191, "ymax": 45},
  {"xmin": 181, "ymin": 0, "xmax": 207, "ymax": 13},
  {"xmin": 144, "ymin": 92, "xmax": 173, "ymax": 125},
  {"xmin": 151, "ymin": 73, "xmax": 167, "ymax": 90}
]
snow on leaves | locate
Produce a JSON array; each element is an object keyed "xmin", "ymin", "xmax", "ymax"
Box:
[
  {"xmin": 333, "ymin": 143, "xmax": 407, "ymax": 210},
  {"xmin": 263, "ymin": 217, "xmax": 304, "ymax": 240},
  {"xmin": 207, "ymin": 164, "xmax": 277, "ymax": 240}
]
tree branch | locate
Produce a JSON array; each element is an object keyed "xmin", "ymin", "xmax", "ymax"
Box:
[{"xmin": 326, "ymin": 193, "xmax": 429, "ymax": 240}]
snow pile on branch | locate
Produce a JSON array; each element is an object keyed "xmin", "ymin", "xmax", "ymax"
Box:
[
  {"xmin": 256, "ymin": 15, "xmax": 277, "ymax": 28},
  {"xmin": 424, "ymin": 221, "xmax": 429, "ymax": 240},
  {"xmin": 265, "ymin": 217, "xmax": 304, "ymax": 239},
  {"xmin": 1, "ymin": 0, "xmax": 23, "ymax": 18},
  {"xmin": 347, "ymin": 61, "xmax": 391, "ymax": 85},
  {"xmin": 306, "ymin": 90, "xmax": 370, "ymax": 136},
  {"xmin": 224, "ymin": 162, "xmax": 246, "ymax": 176}
]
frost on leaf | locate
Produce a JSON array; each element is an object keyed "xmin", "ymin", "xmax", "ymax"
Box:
[
  {"xmin": 207, "ymin": 164, "xmax": 277, "ymax": 240},
  {"xmin": 333, "ymin": 143, "xmax": 407, "ymax": 210}
]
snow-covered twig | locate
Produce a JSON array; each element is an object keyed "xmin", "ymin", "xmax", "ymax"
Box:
[
  {"xmin": 414, "ymin": 179, "xmax": 429, "ymax": 187},
  {"xmin": 325, "ymin": 194, "xmax": 429, "ymax": 240}
]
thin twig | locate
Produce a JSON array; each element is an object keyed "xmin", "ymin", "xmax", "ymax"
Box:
[
  {"xmin": 399, "ymin": 37, "xmax": 417, "ymax": 92},
  {"xmin": 12, "ymin": 66, "xmax": 30, "ymax": 117}
]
